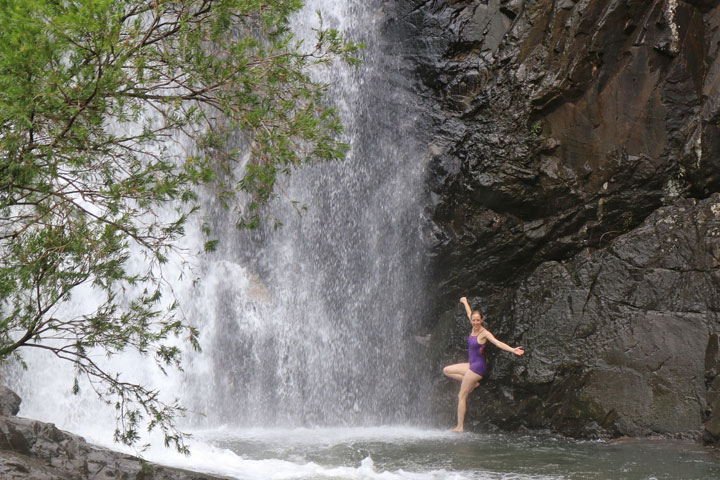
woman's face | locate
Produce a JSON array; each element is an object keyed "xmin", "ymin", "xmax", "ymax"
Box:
[{"xmin": 471, "ymin": 312, "xmax": 483, "ymax": 329}]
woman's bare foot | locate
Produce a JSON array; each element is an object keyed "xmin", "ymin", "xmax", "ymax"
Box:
[{"xmin": 451, "ymin": 426, "xmax": 464, "ymax": 433}]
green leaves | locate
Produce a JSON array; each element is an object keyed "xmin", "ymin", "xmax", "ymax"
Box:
[{"xmin": 0, "ymin": 0, "xmax": 360, "ymax": 453}]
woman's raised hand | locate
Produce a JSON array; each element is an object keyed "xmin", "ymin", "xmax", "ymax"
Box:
[{"xmin": 459, "ymin": 296, "xmax": 468, "ymax": 304}]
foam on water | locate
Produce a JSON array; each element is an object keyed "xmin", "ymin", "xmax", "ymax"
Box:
[
  {"xmin": 195, "ymin": 425, "xmax": 459, "ymax": 445},
  {"xmin": 112, "ymin": 427, "xmax": 564, "ymax": 480},
  {"xmin": 147, "ymin": 448, "xmax": 471, "ymax": 480}
]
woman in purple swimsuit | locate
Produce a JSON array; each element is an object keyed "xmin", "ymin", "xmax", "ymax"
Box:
[{"xmin": 443, "ymin": 296, "xmax": 525, "ymax": 432}]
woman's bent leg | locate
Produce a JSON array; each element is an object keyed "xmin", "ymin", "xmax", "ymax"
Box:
[
  {"xmin": 453, "ymin": 370, "xmax": 482, "ymax": 432},
  {"xmin": 443, "ymin": 363, "xmax": 470, "ymax": 382}
]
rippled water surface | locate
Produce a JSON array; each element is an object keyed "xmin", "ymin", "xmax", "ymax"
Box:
[{"xmin": 143, "ymin": 427, "xmax": 720, "ymax": 480}]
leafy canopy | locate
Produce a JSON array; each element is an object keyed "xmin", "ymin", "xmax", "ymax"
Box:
[{"xmin": 0, "ymin": 0, "xmax": 361, "ymax": 453}]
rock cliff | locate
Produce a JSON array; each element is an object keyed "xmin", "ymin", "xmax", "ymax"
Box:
[{"xmin": 398, "ymin": 0, "xmax": 720, "ymax": 440}]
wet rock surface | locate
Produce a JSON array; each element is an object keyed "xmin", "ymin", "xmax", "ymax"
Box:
[
  {"xmin": 492, "ymin": 195, "xmax": 720, "ymax": 438},
  {"xmin": 397, "ymin": 0, "xmax": 720, "ymax": 440},
  {"xmin": 0, "ymin": 389, "xmax": 225, "ymax": 480},
  {"xmin": 0, "ymin": 387, "xmax": 21, "ymax": 417}
]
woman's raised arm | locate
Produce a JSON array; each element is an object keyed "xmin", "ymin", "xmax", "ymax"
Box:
[{"xmin": 459, "ymin": 297, "xmax": 473, "ymax": 321}]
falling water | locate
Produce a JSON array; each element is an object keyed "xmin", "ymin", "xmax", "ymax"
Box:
[
  {"xmin": 11, "ymin": 0, "xmax": 433, "ymax": 438},
  {"xmin": 179, "ymin": 0, "xmax": 432, "ymax": 427}
]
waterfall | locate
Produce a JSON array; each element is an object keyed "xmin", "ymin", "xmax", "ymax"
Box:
[{"xmin": 10, "ymin": 0, "xmax": 432, "ymax": 442}]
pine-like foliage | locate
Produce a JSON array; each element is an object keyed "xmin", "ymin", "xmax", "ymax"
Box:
[{"xmin": 0, "ymin": 0, "xmax": 361, "ymax": 453}]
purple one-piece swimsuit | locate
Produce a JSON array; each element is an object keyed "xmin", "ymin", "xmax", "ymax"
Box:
[{"xmin": 468, "ymin": 334, "xmax": 487, "ymax": 377}]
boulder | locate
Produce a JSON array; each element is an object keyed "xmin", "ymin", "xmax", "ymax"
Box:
[
  {"xmin": 0, "ymin": 395, "xmax": 227, "ymax": 480},
  {"xmin": 0, "ymin": 387, "xmax": 21, "ymax": 417}
]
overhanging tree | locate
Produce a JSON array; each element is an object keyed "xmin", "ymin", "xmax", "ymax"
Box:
[{"xmin": 0, "ymin": 0, "xmax": 360, "ymax": 452}]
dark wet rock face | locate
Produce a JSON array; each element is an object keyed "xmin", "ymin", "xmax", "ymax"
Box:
[
  {"xmin": 399, "ymin": 0, "xmax": 720, "ymax": 441},
  {"xmin": 433, "ymin": 195, "xmax": 720, "ymax": 440},
  {"xmin": 496, "ymin": 195, "xmax": 720, "ymax": 438},
  {"xmin": 705, "ymin": 332, "xmax": 720, "ymax": 442},
  {"xmin": 411, "ymin": 0, "xmax": 720, "ymax": 296}
]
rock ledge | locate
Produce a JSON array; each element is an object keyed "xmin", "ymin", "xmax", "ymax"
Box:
[{"xmin": 0, "ymin": 388, "xmax": 226, "ymax": 480}]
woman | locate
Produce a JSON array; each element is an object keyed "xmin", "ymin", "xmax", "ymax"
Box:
[{"xmin": 443, "ymin": 296, "xmax": 525, "ymax": 432}]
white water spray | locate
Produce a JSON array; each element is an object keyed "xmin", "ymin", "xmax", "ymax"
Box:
[{"xmin": 11, "ymin": 0, "xmax": 432, "ymax": 449}]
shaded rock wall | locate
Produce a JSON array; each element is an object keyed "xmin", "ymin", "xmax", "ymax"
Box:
[
  {"xmin": 493, "ymin": 195, "xmax": 720, "ymax": 438},
  {"xmin": 398, "ymin": 0, "xmax": 720, "ymax": 439}
]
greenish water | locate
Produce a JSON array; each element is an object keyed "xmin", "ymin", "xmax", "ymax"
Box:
[{"xmin": 158, "ymin": 427, "xmax": 720, "ymax": 480}]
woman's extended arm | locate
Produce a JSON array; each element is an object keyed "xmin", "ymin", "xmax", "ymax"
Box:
[
  {"xmin": 484, "ymin": 331, "xmax": 524, "ymax": 356},
  {"xmin": 459, "ymin": 297, "xmax": 472, "ymax": 321}
]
